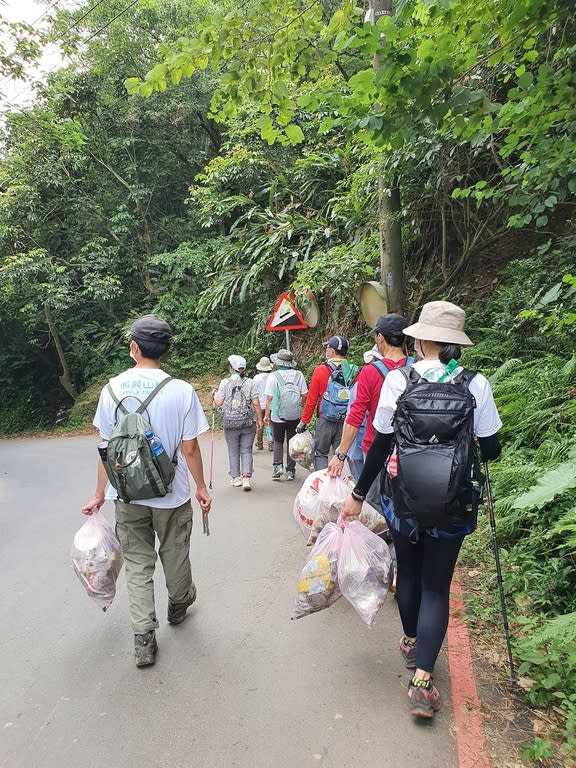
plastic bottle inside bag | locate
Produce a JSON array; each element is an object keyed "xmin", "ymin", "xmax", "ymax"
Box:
[{"xmin": 145, "ymin": 430, "xmax": 165, "ymax": 458}]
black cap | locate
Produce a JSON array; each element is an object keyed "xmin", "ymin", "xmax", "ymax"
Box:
[
  {"xmin": 373, "ymin": 313, "xmax": 408, "ymax": 337},
  {"xmin": 130, "ymin": 315, "xmax": 172, "ymax": 345}
]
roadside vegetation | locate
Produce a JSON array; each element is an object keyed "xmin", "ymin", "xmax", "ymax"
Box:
[{"xmin": 0, "ymin": 0, "xmax": 574, "ymax": 761}]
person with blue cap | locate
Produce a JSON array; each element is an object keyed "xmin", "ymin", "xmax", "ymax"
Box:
[{"xmin": 296, "ymin": 335, "xmax": 359, "ymax": 470}]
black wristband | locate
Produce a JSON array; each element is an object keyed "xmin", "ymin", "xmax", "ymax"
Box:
[{"xmin": 351, "ymin": 489, "xmax": 365, "ymax": 502}]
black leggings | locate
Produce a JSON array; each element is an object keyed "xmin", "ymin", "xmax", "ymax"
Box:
[
  {"xmin": 391, "ymin": 528, "xmax": 464, "ymax": 673},
  {"xmin": 272, "ymin": 420, "xmax": 298, "ymax": 470}
]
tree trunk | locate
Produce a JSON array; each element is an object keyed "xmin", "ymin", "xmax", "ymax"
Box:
[
  {"xmin": 44, "ymin": 304, "xmax": 78, "ymax": 401},
  {"xmin": 370, "ymin": 0, "xmax": 404, "ymax": 313}
]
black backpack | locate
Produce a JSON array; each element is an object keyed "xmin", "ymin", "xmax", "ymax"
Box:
[{"xmin": 385, "ymin": 367, "xmax": 480, "ymax": 530}]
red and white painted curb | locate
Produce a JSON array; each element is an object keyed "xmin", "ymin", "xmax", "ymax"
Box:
[{"xmin": 447, "ymin": 576, "xmax": 491, "ymax": 768}]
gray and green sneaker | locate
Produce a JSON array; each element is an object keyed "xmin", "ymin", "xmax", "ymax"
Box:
[
  {"xmin": 168, "ymin": 585, "xmax": 197, "ymax": 625},
  {"xmin": 134, "ymin": 630, "xmax": 158, "ymax": 667},
  {"xmin": 272, "ymin": 464, "xmax": 284, "ymax": 480}
]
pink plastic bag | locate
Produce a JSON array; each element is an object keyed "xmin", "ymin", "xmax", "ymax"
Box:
[
  {"xmin": 71, "ymin": 509, "xmax": 124, "ymax": 612},
  {"xmin": 291, "ymin": 522, "xmax": 342, "ymax": 620},
  {"xmin": 337, "ymin": 519, "xmax": 393, "ymax": 626}
]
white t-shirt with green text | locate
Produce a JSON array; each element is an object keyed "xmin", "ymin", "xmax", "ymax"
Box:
[{"xmin": 94, "ymin": 367, "xmax": 208, "ymax": 508}]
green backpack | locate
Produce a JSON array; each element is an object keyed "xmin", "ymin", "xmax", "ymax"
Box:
[{"xmin": 102, "ymin": 377, "xmax": 176, "ymax": 503}]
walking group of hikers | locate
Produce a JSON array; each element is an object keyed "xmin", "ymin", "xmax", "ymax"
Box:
[{"xmin": 81, "ymin": 300, "xmax": 502, "ymax": 722}]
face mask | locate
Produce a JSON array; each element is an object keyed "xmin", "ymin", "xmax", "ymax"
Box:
[
  {"xmin": 414, "ymin": 340, "xmax": 424, "ymax": 359},
  {"xmin": 130, "ymin": 350, "xmax": 137, "ymax": 362}
]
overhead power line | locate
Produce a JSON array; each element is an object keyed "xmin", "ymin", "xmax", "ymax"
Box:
[
  {"xmin": 85, "ymin": 0, "xmax": 140, "ymax": 42},
  {"xmin": 1, "ymin": 0, "xmax": 142, "ymax": 111}
]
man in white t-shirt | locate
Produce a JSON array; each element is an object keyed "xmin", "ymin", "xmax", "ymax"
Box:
[{"xmin": 82, "ymin": 315, "xmax": 211, "ymax": 667}]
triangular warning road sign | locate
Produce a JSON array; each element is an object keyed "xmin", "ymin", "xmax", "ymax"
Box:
[{"xmin": 266, "ymin": 292, "xmax": 308, "ymax": 331}]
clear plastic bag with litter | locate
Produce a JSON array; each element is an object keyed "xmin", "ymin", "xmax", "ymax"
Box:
[
  {"xmin": 337, "ymin": 519, "xmax": 393, "ymax": 627},
  {"xmin": 288, "ymin": 431, "xmax": 315, "ymax": 472},
  {"xmin": 71, "ymin": 509, "xmax": 124, "ymax": 612},
  {"xmin": 291, "ymin": 522, "xmax": 342, "ymax": 620}
]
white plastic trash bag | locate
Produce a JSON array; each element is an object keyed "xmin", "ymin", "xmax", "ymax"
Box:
[
  {"xmin": 306, "ymin": 497, "xmax": 389, "ymax": 546},
  {"xmin": 288, "ymin": 431, "xmax": 315, "ymax": 472},
  {"xmin": 71, "ymin": 509, "xmax": 124, "ymax": 612},
  {"xmin": 293, "ymin": 469, "xmax": 356, "ymax": 538},
  {"xmin": 338, "ymin": 519, "xmax": 393, "ymax": 627}
]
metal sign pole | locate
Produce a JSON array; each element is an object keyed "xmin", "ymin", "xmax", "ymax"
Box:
[{"xmin": 285, "ymin": 329, "xmax": 290, "ymax": 351}]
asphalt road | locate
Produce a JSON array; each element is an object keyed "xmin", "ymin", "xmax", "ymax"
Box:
[{"xmin": 0, "ymin": 432, "xmax": 457, "ymax": 768}]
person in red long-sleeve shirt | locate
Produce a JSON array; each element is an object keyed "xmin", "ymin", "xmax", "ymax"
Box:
[
  {"xmin": 327, "ymin": 314, "xmax": 410, "ymax": 512},
  {"xmin": 296, "ymin": 335, "xmax": 358, "ymax": 470}
]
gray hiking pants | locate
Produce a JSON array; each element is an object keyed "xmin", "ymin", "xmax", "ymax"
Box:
[
  {"xmin": 314, "ymin": 417, "xmax": 344, "ymax": 470},
  {"xmin": 224, "ymin": 424, "xmax": 257, "ymax": 478},
  {"xmin": 115, "ymin": 499, "xmax": 194, "ymax": 634}
]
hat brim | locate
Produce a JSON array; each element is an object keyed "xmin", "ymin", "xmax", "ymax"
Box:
[
  {"xmin": 270, "ymin": 354, "xmax": 296, "ymax": 368},
  {"xmin": 403, "ymin": 322, "xmax": 474, "ymax": 346},
  {"xmin": 256, "ymin": 363, "xmax": 273, "ymax": 372}
]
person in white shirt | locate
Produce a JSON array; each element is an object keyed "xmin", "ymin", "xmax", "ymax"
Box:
[
  {"xmin": 82, "ymin": 315, "xmax": 211, "ymax": 668},
  {"xmin": 213, "ymin": 354, "xmax": 262, "ymax": 491},
  {"xmin": 341, "ymin": 300, "xmax": 502, "ymax": 720},
  {"xmin": 253, "ymin": 356, "xmax": 274, "ymax": 450}
]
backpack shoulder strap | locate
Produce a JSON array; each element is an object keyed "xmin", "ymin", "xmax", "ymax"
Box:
[
  {"xmin": 394, "ymin": 366, "xmax": 419, "ymax": 386},
  {"xmin": 136, "ymin": 376, "xmax": 173, "ymax": 414},
  {"xmin": 107, "ymin": 383, "xmax": 129, "ymax": 416},
  {"xmin": 371, "ymin": 359, "xmax": 391, "ymax": 379},
  {"xmin": 325, "ymin": 361, "xmax": 337, "ymax": 374},
  {"xmin": 454, "ymin": 368, "xmax": 478, "ymax": 388},
  {"xmin": 273, "ymin": 370, "xmax": 285, "ymax": 388}
]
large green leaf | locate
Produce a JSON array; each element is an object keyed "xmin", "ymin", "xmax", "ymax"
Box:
[{"xmin": 513, "ymin": 460, "xmax": 576, "ymax": 510}]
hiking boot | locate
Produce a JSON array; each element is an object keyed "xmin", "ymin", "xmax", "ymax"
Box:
[
  {"xmin": 267, "ymin": 441, "xmax": 274, "ymax": 452},
  {"xmin": 231, "ymin": 476, "xmax": 242, "ymax": 487},
  {"xmin": 256, "ymin": 441, "xmax": 264, "ymax": 450},
  {"xmin": 408, "ymin": 677, "xmax": 442, "ymax": 719},
  {"xmin": 134, "ymin": 630, "xmax": 158, "ymax": 667},
  {"xmin": 168, "ymin": 586, "xmax": 197, "ymax": 625},
  {"xmin": 242, "ymin": 475, "xmax": 252, "ymax": 491},
  {"xmin": 272, "ymin": 464, "xmax": 284, "ymax": 481},
  {"xmin": 286, "ymin": 470, "xmax": 295, "ymax": 481},
  {"xmin": 399, "ymin": 635, "xmax": 417, "ymax": 668}
]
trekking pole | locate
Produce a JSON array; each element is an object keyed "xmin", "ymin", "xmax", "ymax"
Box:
[
  {"xmin": 209, "ymin": 404, "xmax": 215, "ymax": 491},
  {"xmin": 483, "ymin": 460, "xmax": 516, "ymax": 681}
]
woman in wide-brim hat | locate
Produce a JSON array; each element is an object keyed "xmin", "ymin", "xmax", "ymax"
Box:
[{"xmin": 341, "ymin": 300, "xmax": 503, "ymax": 720}]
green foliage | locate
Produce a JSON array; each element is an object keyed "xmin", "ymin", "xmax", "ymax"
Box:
[{"xmin": 520, "ymin": 737, "xmax": 555, "ymax": 762}]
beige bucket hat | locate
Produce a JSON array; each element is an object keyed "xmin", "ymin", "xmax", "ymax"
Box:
[
  {"xmin": 403, "ymin": 301, "xmax": 474, "ymax": 346},
  {"xmin": 256, "ymin": 356, "xmax": 273, "ymax": 372}
]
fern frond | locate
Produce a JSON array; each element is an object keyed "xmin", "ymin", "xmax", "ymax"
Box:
[
  {"xmin": 560, "ymin": 354, "xmax": 576, "ymax": 382},
  {"xmin": 531, "ymin": 612, "xmax": 576, "ymax": 646},
  {"xmin": 489, "ymin": 358, "xmax": 522, "ymax": 386},
  {"xmin": 513, "ymin": 463, "xmax": 576, "ymax": 510}
]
